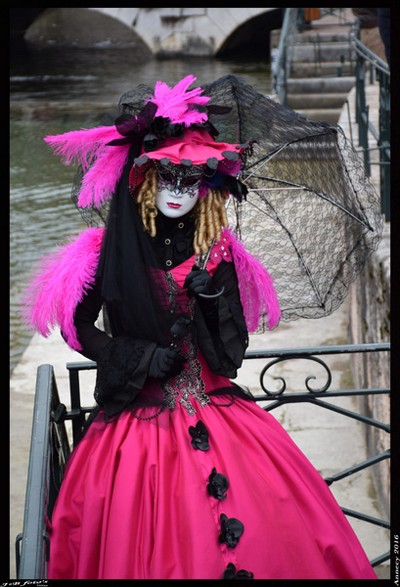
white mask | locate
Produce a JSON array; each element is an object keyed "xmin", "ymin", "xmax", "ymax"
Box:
[{"xmin": 156, "ymin": 182, "xmax": 200, "ymax": 218}]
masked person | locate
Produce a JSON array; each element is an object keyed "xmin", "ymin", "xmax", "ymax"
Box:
[{"xmin": 24, "ymin": 75, "xmax": 377, "ymax": 580}]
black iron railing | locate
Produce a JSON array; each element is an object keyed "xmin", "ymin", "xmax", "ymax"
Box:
[{"xmin": 16, "ymin": 342, "xmax": 390, "ymax": 578}]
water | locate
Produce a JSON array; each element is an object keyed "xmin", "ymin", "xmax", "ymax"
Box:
[{"xmin": 10, "ymin": 47, "xmax": 272, "ymax": 374}]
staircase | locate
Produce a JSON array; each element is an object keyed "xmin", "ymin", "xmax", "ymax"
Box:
[{"xmin": 271, "ymin": 9, "xmax": 357, "ymax": 122}]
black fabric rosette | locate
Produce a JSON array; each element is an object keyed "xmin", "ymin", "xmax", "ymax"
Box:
[
  {"xmin": 188, "ymin": 420, "xmax": 210, "ymax": 451},
  {"xmin": 219, "ymin": 514, "xmax": 244, "ymax": 548},
  {"xmin": 207, "ymin": 468, "xmax": 229, "ymax": 500},
  {"xmin": 222, "ymin": 562, "xmax": 254, "ymax": 579}
]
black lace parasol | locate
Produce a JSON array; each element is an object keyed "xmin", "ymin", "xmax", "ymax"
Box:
[
  {"xmin": 72, "ymin": 74, "xmax": 384, "ymax": 324},
  {"xmin": 202, "ymin": 75, "xmax": 384, "ymax": 323}
]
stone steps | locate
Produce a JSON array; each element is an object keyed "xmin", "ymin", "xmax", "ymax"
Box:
[
  {"xmin": 290, "ymin": 61, "xmax": 354, "ymax": 77},
  {"xmin": 296, "ymin": 30, "xmax": 353, "ymax": 44},
  {"xmin": 294, "ymin": 108, "xmax": 342, "ymax": 122},
  {"xmin": 271, "ymin": 13, "xmax": 356, "ymax": 123},
  {"xmin": 287, "ymin": 92, "xmax": 348, "ymax": 109},
  {"xmin": 286, "ymin": 76, "xmax": 355, "ymax": 93},
  {"xmin": 292, "ymin": 41, "xmax": 355, "ymax": 63}
]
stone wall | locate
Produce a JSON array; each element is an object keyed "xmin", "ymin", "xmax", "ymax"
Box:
[
  {"xmin": 338, "ymin": 57, "xmax": 390, "ymax": 518},
  {"xmin": 348, "ymin": 223, "xmax": 390, "ymax": 517}
]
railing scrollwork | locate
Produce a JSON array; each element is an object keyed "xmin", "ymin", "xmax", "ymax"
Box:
[
  {"xmin": 243, "ymin": 342, "xmax": 390, "ymax": 568},
  {"xmin": 260, "ymin": 353, "xmax": 332, "ymax": 395}
]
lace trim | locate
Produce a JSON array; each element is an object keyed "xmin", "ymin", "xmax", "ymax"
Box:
[
  {"xmin": 161, "ymin": 272, "xmax": 211, "ymax": 415},
  {"xmin": 94, "ymin": 336, "xmax": 148, "ymax": 405}
]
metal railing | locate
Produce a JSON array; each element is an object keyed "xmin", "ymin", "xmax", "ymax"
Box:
[
  {"xmin": 15, "ymin": 365, "xmax": 70, "ymax": 579},
  {"xmin": 272, "ymin": 10, "xmax": 390, "ymax": 222},
  {"xmin": 271, "ymin": 7, "xmax": 299, "ymax": 105},
  {"xmin": 15, "ymin": 342, "xmax": 390, "ymax": 578},
  {"xmin": 245, "ymin": 342, "xmax": 390, "ymax": 568},
  {"xmin": 352, "ymin": 23, "xmax": 390, "ymax": 221}
]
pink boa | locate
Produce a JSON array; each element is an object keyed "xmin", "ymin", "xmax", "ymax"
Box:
[
  {"xmin": 223, "ymin": 228, "xmax": 281, "ymax": 331},
  {"xmin": 44, "ymin": 127, "xmax": 130, "ymax": 208},
  {"xmin": 23, "ymin": 226, "xmax": 280, "ymax": 352},
  {"xmin": 22, "ymin": 227, "xmax": 105, "ymax": 351}
]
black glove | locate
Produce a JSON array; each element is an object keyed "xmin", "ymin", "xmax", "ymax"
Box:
[
  {"xmin": 148, "ymin": 347, "xmax": 185, "ymax": 379},
  {"xmin": 184, "ymin": 267, "xmax": 213, "ymax": 297}
]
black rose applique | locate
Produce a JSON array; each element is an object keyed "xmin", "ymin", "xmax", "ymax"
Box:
[
  {"xmin": 218, "ymin": 514, "xmax": 244, "ymax": 549},
  {"xmin": 222, "ymin": 562, "xmax": 254, "ymax": 579},
  {"xmin": 188, "ymin": 420, "xmax": 210, "ymax": 451},
  {"xmin": 207, "ymin": 468, "xmax": 229, "ymax": 500}
]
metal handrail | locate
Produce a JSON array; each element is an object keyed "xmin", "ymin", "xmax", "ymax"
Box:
[
  {"xmin": 271, "ymin": 8, "xmax": 299, "ymax": 105},
  {"xmin": 244, "ymin": 342, "xmax": 391, "ymax": 566},
  {"xmin": 16, "ymin": 365, "xmax": 55, "ymax": 579},
  {"xmin": 272, "ymin": 11, "xmax": 390, "ymax": 223},
  {"xmin": 352, "ymin": 23, "xmax": 390, "ymax": 221}
]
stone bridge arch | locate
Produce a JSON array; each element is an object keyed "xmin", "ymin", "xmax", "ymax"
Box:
[{"xmin": 20, "ymin": 7, "xmax": 283, "ymax": 59}]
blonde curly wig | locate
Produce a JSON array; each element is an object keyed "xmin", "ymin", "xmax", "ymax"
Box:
[{"xmin": 135, "ymin": 167, "xmax": 229, "ymax": 254}]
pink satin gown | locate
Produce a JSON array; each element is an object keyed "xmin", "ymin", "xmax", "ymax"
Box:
[{"xmin": 47, "ymin": 257, "xmax": 377, "ymax": 580}]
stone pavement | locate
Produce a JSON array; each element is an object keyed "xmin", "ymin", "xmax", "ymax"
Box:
[{"xmin": 9, "ymin": 63, "xmax": 390, "ymax": 587}]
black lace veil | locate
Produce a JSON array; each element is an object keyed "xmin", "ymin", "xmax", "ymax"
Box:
[{"xmin": 95, "ymin": 145, "xmax": 174, "ymax": 347}]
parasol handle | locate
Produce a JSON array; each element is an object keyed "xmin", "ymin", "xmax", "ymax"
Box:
[
  {"xmin": 197, "ymin": 238, "xmax": 214, "ymax": 270},
  {"xmin": 196, "ymin": 238, "xmax": 225, "ymax": 299},
  {"xmin": 198, "ymin": 287, "xmax": 225, "ymax": 299}
]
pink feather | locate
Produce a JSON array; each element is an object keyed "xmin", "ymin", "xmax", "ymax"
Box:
[
  {"xmin": 148, "ymin": 75, "xmax": 210, "ymax": 126},
  {"xmin": 44, "ymin": 127, "xmax": 131, "ymax": 208},
  {"xmin": 21, "ymin": 222, "xmax": 280, "ymax": 354},
  {"xmin": 44, "ymin": 76, "xmax": 213, "ymax": 207},
  {"xmin": 224, "ymin": 228, "xmax": 281, "ymax": 331},
  {"xmin": 78, "ymin": 146, "xmax": 131, "ymax": 208},
  {"xmin": 22, "ymin": 227, "xmax": 105, "ymax": 350},
  {"xmin": 44, "ymin": 126, "xmax": 122, "ymax": 169}
]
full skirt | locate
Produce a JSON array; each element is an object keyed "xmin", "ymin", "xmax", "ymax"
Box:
[{"xmin": 47, "ymin": 368, "xmax": 377, "ymax": 580}]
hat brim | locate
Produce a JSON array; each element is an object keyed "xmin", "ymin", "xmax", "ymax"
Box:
[
  {"xmin": 129, "ymin": 128, "xmax": 249, "ymax": 191},
  {"xmin": 144, "ymin": 128, "xmax": 245, "ymax": 165}
]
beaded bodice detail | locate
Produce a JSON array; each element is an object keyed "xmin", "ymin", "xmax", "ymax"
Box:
[
  {"xmin": 161, "ymin": 269, "xmax": 211, "ymax": 416},
  {"xmin": 155, "ymin": 233, "xmax": 234, "ymax": 416}
]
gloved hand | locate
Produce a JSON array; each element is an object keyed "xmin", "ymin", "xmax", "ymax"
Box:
[
  {"xmin": 148, "ymin": 347, "xmax": 185, "ymax": 379},
  {"xmin": 184, "ymin": 267, "xmax": 213, "ymax": 297}
]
